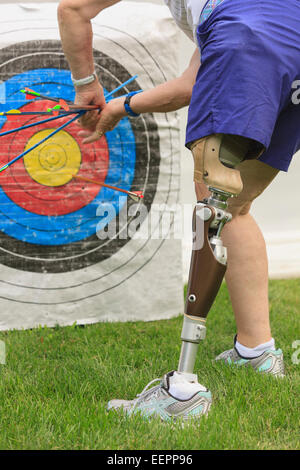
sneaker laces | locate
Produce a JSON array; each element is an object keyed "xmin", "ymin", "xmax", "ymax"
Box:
[
  {"xmin": 132, "ymin": 377, "xmax": 163, "ymax": 411},
  {"xmin": 218, "ymin": 349, "xmax": 233, "ymax": 359}
]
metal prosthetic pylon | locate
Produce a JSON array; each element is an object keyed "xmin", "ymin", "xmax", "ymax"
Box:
[{"xmin": 178, "ymin": 188, "xmax": 233, "ymax": 374}]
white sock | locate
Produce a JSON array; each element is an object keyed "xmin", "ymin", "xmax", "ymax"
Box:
[
  {"xmin": 168, "ymin": 371, "xmax": 207, "ymax": 400},
  {"xmin": 235, "ymin": 338, "xmax": 275, "ymax": 359}
]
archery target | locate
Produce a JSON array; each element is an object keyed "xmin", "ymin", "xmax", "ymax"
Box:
[
  {"xmin": 0, "ymin": 46, "xmax": 159, "ymax": 271},
  {"xmin": 0, "ymin": 2, "xmax": 183, "ymax": 329}
]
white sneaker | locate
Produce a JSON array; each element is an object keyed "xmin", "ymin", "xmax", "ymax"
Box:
[{"xmin": 107, "ymin": 371, "xmax": 212, "ymax": 422}]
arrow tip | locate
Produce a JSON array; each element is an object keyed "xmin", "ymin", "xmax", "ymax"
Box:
[{"xmin": 133, "ymin": 191, "xmax": 144, "ymax": 199}]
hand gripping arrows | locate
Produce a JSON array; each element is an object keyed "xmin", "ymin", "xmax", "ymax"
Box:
[{"xmin": 0, "ymin": 75, "xmax": 144, "ymax": 201}]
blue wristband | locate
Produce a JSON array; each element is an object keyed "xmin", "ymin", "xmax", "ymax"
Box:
[{"xmin": 124, "ymin": 91, "xmax": 141, "ymax": 117}]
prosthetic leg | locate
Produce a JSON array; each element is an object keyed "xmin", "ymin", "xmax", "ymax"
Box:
[{"xmin": 178, "ymin": 134, "xmax": 263, "ymax": 374}]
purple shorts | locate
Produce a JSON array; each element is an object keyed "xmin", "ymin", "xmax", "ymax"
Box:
[{"xmin": 186, "ymin": 0, "xmax": 300, "ymax": 171}]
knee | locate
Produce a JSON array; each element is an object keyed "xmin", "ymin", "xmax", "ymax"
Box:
[
  {"xmin": 226, "ymin": 159, "xmax": 279, "ymax": 219},
  {"xmin": 227, "ymin": 197, "xmax": 252, "ymax": 218},
  {"xmin": 194, "ymin": 179, "xmax": 253, "ymax": 218},
  {"xmin": 227, "ymin": 184, "xmax": 262, "ymax": 218}
]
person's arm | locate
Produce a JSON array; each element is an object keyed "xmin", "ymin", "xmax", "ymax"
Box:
[
  {"xmin": 57, "ymin": 0, "xmax": 121, "ymax": 111},
  {"xmin": 80, "ymin": 48, "xmax": 201, "ymax": 143},
  {"xmin": 124, "ymin": 48, "xmax": 200, "ymax": 114},
  {"xmin": 58, "ymin": 0, "xmax": 120, "ymax": 80}
]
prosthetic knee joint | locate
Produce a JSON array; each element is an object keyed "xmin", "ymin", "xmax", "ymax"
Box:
[{"xmin": 178, "ymin": 134, "xmax": 261, "ymax": 374}]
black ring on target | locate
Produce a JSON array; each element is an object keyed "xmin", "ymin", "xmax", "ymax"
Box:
[{"xmin": 0, "ymin": 40, "xmax": 160, "ymax": 273}]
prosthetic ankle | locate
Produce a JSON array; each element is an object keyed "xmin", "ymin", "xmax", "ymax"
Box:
[{"xmin": 178, "ymin": 134, "xmax": 262, "ymax": 374}]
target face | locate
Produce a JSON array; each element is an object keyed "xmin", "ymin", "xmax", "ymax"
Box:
[
  {"xmin": 0, "ymin": 7, "xmax": 182, "ymax": 328},
  {"xmin": 0, "ymin": 40, "xmax": 160, "ymax": 273}
]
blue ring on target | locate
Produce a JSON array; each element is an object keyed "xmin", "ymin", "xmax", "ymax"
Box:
[{"xmin": 0, "ymin": 69, "xmax": 136, "ymax": 245}]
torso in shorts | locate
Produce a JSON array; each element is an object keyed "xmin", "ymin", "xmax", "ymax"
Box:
[{"xmin": 165, "ymin": 0, "xmax": 300, "ymax": 172}]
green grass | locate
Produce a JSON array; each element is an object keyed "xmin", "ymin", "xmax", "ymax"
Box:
[{"xmin": 0, "ymin": 279, "xmax": 299, "ymax": 450}]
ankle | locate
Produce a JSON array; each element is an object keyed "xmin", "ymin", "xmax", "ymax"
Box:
[
  {"xmin": 235, "ymin": 337, "xmax": 275, "ymax": 359},
  {"xmin": 236, "ymin": 332, "xmax": 272, "ymax": 349}
]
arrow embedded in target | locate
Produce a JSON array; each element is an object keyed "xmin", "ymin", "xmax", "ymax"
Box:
[{"xmin": 72, "ymin": 174, "xmax": 144, "ymax": 202}]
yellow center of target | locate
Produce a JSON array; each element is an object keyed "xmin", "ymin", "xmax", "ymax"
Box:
[{"xmin": 24, "ymin": 129, "xmax": 81, "ymax": 186}]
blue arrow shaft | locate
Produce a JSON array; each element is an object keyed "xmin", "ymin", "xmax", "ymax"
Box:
[
  {"xmin": 0, "ymin": 113, "xmax": 78, "ymax": 138},
  {"xmin": 0, "ymin": 112, "xmax": 83, "ymax": 172},
  {"xmin": 104, "ymin": 75, "xmax": 138, "ymax": 100}
]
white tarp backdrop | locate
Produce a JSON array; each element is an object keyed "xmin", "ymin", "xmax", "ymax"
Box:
[{"xmin": 0, "ymin": 1, "xmax": 184, "ymax": 330}]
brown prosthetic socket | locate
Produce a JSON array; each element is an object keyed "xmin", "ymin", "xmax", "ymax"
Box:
[
  {"xmin": 190, "ymin": 134, "xmax": 264, "ymax": 196},
  {"xmin": 185, "ymin": 206, "xmax": 226, "ymax": 319}
]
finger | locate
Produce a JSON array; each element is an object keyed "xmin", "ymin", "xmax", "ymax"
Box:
[
  {"xmin": 78, "ymin": 130, "xmax": 93, "ymax": 138},
  {"xmin": 82, "ymin": 130, "xmax": 104, "ymax": 144}
]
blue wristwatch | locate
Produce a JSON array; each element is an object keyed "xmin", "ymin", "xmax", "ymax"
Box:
[{"xmin": 124, "ymin": 91, "xmax": 141, "ymax": 117}]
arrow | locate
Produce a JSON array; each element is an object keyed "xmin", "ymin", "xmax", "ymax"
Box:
[
  {"xmin": 0, "ymin": 112, "xmax": 79, "ymax": 138},
  {"xmin": 72, "ymin": 174, "xmax": 144, "ymax": 202},
  {"xmin": 0, "ymin": 112, "xmax": 84, "ymax": 173},
  {"xmin": 20, "ymin": 74, "xmax": 140, "ymax": 113},
  {"xmin": 0, "ymin": 109, "xmax": 76, "ymax": 117},
  {"xmin": 21, "ymin": 87, "xmax": 72, "ymax": 105},
  {"xmin": 46, "ymin": 103, "xmax": 102, "ymax": 113},
  {"xmin": 104, "ymin": 75, "xmax": 139, "ymax": 100}
]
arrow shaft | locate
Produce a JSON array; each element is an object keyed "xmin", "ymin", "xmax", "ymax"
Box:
[
  {"xmin": 0, "ymin": 112, "xmax": 83, "ymax": 172},
  {"xmin": 73, "ymin": 174, "xmax": 141, "ymax": 199},
  {"xmin": 22, "ymin": 89, "xmax": 73, "ymax": 104},
  {"xmin": 105, "ymin": 75, "xmax": 138, "ymax": 100},
  {"xmin": 22, "ymin": 75, "xmax": 139, "ymax": 110},
  {"xmin": 0, "ymin": 113, "xmax": 77, "ymax": 138},
  {"xmin": 73, "ymin": 174, "xmax": 129, "ymax": 194},
  {"xmin": 0, "ymin": 111, "xmax": 76, "ymax": 116}
]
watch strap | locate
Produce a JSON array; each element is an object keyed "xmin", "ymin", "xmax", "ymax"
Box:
[
  {"xmin": 71, "ymin": 72, "xmax": 97, "ymax": 87},
  {"xmin": 124, "ymin": 91, "xmax": 140, "ymax": 117}
]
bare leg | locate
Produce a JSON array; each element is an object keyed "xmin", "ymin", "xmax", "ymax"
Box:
[
  {"xmin": 195, "ymin": 159, "xmax": 279, "ymax": 348},
  {"xmin": 221, "ymin": 213, "xmax": 271, "ymax": 347}
]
